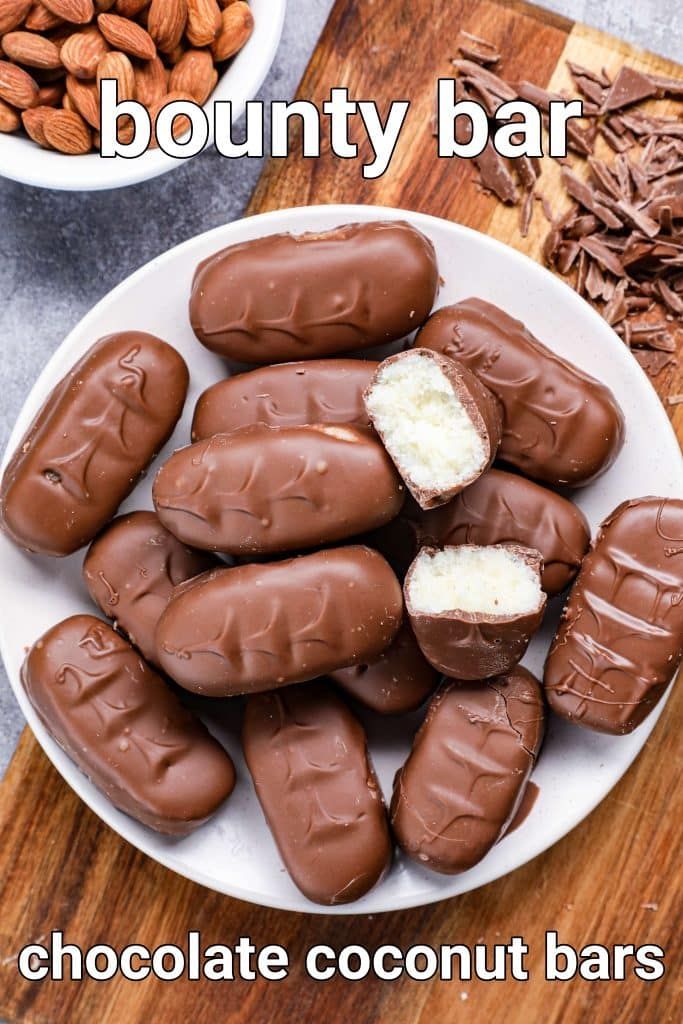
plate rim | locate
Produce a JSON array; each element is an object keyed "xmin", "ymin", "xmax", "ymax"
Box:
[{"xmin": 1, "ymin": 202, "xmax": 681, "ymax": 915}]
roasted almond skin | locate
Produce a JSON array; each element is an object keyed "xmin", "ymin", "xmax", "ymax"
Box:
[
  {"xmin": 212, "ymin": 0, "xmax": 252, "ymax": 61},
  {"xmin": 0, "ymin": 60, "xmax": 40, "ymax": 109},
  {"xmin": 42, "ymin": 106, "xmax": 92, "ymax": 152},
  {"xmin": 2, "ymin": 31, "xmax": 63, "ymax": 69},
  {"xmin": 97, "ymin": 12, "xmax": 157, "ymax": 59},
  {"xmin": 0, "ymin": 0, "xmax": 33, "ymax": 35},
  {"xmin": 42, "ymin": 0, "xmax": 95, "ymax": 24}
]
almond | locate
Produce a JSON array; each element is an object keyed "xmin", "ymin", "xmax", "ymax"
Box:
[
  {"xmin": 0, "ymin": 60, "xmax": 40, "ymax": 109},
  {"xmin": 43, "ymin": 104, "xmax": 92, "ymax": 150},
  {"xmin": 21, "ymin": 103, "xmax": 52, "ymax": 144},
  {"xmin": 115, "ymin": 0, "xmax": 148, "ymax": 15},
  {"xmin": 211, "ymin": 1, "xmax": 252, "ymax": 62},
  {"xmin": 60, "ymin": 26, "xmax": 109, "ymax": 77},
  {"xmin": 149, "ymin": 89, "xmax": 190, "ymax": 147},
  {"xmin": 0, "ymin": 0, "xmax": 32, "ymax": 34},
  {"xmin": 94, "ymin": 0, "xmax": 115, "ymax": 9},
  {"xmin": 169, "ymin": 47, "xmax": 216, "ymax": 104},
  {"xmin": 97, "ymin": 12, "xmax": 156, "ymax": 59},
  {"xmin": 96, "ymin": 49, "xmax": 134, "ymax": 101},
  {"xmin": 165, "ymin": 42, "xmax": 185, "ymax": 64},
  {"xmin": 134, "ymin": 52, "xmax": 166, "ymax": 106},
  {"xmin": 0, "ymin": 97, "xmax": 21, "ymax": 131},
  {"xmin": 41, "ymin": 0, "xmax": 95, "ymax": 24},
  {"xmin": 38, "ymin": 81, "xmax": 65, "ymax": 105},
  {"xmin": 25, "ymin": 2, "xmax": 63, "ymax": 28},
  {"xmin": 61, "ymin": 90, "xmax": 75, "ymax": 109},
  {"xmin": 186, "ymin": 0, "xmax": 220, "ymax": 47},
  {"xmin": 65, "ymin": 72, "xmax": 98, "ymax": 125},
  {"xmin": 2, "ymin": 31, "xmax": 63, "ymax": 69},
  {"xmin": 147, "ymin": 0, "xmax": 186, "ymax": 54}
]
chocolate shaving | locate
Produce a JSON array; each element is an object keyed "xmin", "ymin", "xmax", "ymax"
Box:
[
  {"xmin": 475, "ymin": 140, "xmax": 518, "ymax": 204},
  {"xmin": 448, "ymin": 50, "xmax": 682, "ymax": 386},
  {"xmin": 562, "ymin": 169, "xmax": 623, "ymax": 229},
  {"xmin": 579, "ymin": 236, "xmax": 627, "ymax": 277}
]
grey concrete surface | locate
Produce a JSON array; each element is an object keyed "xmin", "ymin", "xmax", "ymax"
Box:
[{"xmin": 0, "ymin": 0, "xmax": 681, "ymax": 775}]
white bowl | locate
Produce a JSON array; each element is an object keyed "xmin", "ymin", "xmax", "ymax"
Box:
[
  {"xmin": 0, "ymin": 0, "xmax": 286, "ymax": 191},
  {"xmin": 1, "ymin": 204, "xmax": 681, "ymax": 914}
]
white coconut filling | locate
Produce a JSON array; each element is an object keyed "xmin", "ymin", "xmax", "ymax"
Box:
[
  {"xmin": 365, "ymin": 357, "xmax": 487, "ymax": 492},
  {"xmin": 408, "ymin": 546, "xmax": 542, "ymax": 616}
]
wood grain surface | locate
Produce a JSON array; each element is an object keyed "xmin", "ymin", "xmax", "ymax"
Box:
[{"xmin": 1, "ymin": 1, "xmax": 681, "ymax": 1021}]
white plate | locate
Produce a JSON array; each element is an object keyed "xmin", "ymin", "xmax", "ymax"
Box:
[
  {"xmin": 1, "ymin": 204, "xmax": 681, "ymax": 915},
  {"xmin": 0, "ymin": 0, "xmax": 286, "ymax": 192}
]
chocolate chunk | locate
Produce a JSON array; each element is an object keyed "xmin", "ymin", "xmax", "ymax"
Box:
[
  {"xmin": 153, "ymin": 425, "xmax": 405, "ymax": 556},
  {"xmin": 405, "ymin": 544, "xmax": 546, "ymax": 680},
  {"xmin": 579, "ymin": 235, "xmax": 626, "ymax": 277},
  {"xmin": 417, "ymin": 298, "xmax": 625, "ymax": 487},
  {"xmin": 243, "ymin": 682, "xmax": 392, "ymax": 905},
  {"xmin": 602, "ymin": 67, "xmax": 658, "ymax": 113},
  {"xmin": 83, "ymin": 511, "xmax": 218, "ymax": 667},
  {"xmin": 329, "ymin": 621, "xmax": 438, "ymax": 715},
  {"xmin": 451, "ymin": 60, "xmax": 516, "ymax": 100},
  {"xmin": 363, "ymin": 348, "xmax": 501, "ymax": 510},
  {"xmin": 390, "ymin": 668, "xmax": 544, "ymax": 873},
  {"xmin": 378, "ymin": 468, "xmax": 590, "ymax": 595},
  {"xmin": 189, "ymin": 221, "xmax": 439, "ymax": 364},
  {"xmin": 545, "ymin": 497, "xmax": 683, "ymax": 735},
  {"xmin": 22, "ymin": 615, "xmax": 235, "ymax": 834},
  {"xmin": 0, "ymin": 333, "xmax": 188, "ymax": 557},
  {"xmin": 191, "ymin": 359, "xmax": 377, "ymax": 441},
  {"xmin": 561, "ymin": 169, "xmax": 624, "ymax": 229},
  {"xmin": 156, "ymin": 546, "xmax": 403, "ymax": 697}
]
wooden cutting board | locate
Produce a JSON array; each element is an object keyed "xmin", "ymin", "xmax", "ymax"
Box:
[{"xmin": 1, "ymin": 2, "xmax": 681, "ymax": 1021}]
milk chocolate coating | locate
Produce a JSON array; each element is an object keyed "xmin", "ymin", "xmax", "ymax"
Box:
[
  {"xmin": 189, "ymin": 221, "xmax": 439, "ymax": 363},
  {"xmin": 153, "ymin": 424, "xmax": 405, "ymax": 556},
  {"xmin": 22, "ymin": 615, "xmax": 235, "ymax": 835},
  {"xmin": 373, "ymin": 469, "xmax": 590, "ymax": 594},
  {"xmin": 545, "ymin": 496, "xmax": 683, "ymax": 734},
  {"xmin": 83, "ymin": 511, "xmax": 218, "ymax": 666},
  {"xmin": 329, "ymin": 621, "xmax": 439, "ymax": 715},
  {"xmin": 243, "ymin": 682, "xmax": 392, "ymax": 905},
  {"xmin": 191, "ymin": 359, "xmax": 378, "ymax": 441},
  {"xmin": 405, "ymin": 544, "xmax": 546, "ymax": 680},
  {"xmin": 364, "ymin": 348, "xmax": 502, "ymax": 510},
  {"xmin": 0, "ymin": 333, "xmax": 189, "ymax": 557},
  {"xmin": 391, "ymin": 668, "xmax": 544, "ymax": 874},
  {"xmin": 417, "ymin": 298, "xmax": 625, "ymax": 487},
  {"xmin": 156, "ymin": 545, "xmax": 403, "ymax": 696}
]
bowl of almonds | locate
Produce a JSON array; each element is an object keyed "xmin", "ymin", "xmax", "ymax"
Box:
[{"xmin": 0, "ymin": 0, "xmax": 285, "ymax": 190}]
